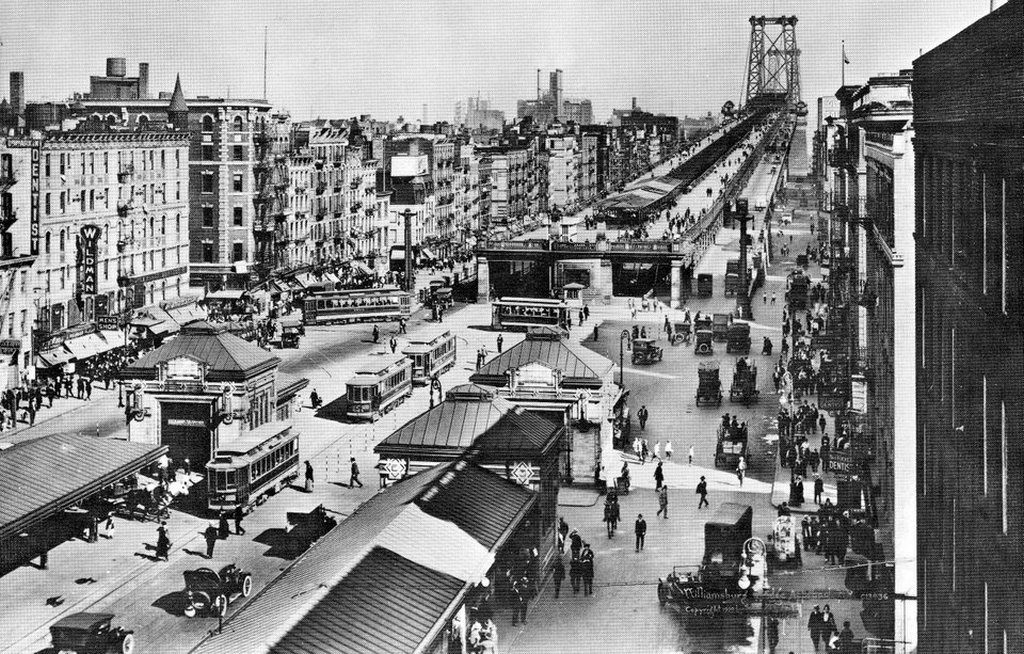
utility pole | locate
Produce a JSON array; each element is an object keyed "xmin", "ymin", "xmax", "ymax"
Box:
[
  {"xmin": 263, "ymin": 26, "xmax": 268, "ymax": 101},
  {"xmin": 398, "ymin": 208, "xmax": 416, "ymax": 292},
  {"xmin": 735, "ymin": 198, "xmax": 753, "ymax": 320}
]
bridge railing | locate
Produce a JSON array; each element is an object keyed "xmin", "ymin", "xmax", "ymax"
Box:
[{"xmin": 480, "ymin": 239, "xmax": 549, "ymax": 251}]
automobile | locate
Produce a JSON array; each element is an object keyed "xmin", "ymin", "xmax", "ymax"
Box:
[
  {"xmin": 694, "ymin": 329, "xmax": 714, "ymax": 356},
  {"xmin": 780, "ymin": 211, "xmax": 793, "ymax": 225},
  {"xmin": 631, "ymin": 338, "xmax": 663, "ymax": 365},
  {"xmin": 49, "ymin": 612, "xmax": 135, "ymax": 654},
  {"xmin": 712, "ymin": 313, "xmax": 732, "ymax": 342},
  {"xmin": 695, "ymin": 360, "xmax": 722, "ymax": 406},
  {"xmin": 182, "ymin": 564, "xmax": 254, "ymax": 618},
  {"xmin": 730, "ymin": 360, "xmax": 760, "ymax": 405},
  {"xmin": 726, "ymin": 322, "xmax": 751, "ymax": 354},
  {"xmin": 279, "ymin": 319, "xmax": 302, "ymax": 349},
  {"xmin": 696, "ymin": 273, "xmax": 713, "ymax": 298}
]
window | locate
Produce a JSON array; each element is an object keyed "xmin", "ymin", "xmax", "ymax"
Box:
[
  {"xmin": 160, "ymin": 150, "xmax": 166, "ymax": 169},
  {"xmin": 162, "ymin": 182, "xmax": 166, "ymax": 204},
  {"xmin": 44, "ymin": 232, "xmax": 51, "ymax": 254},
  {"xmin": 59, "ymin": 230, "xmax": 65, "ymax": 252},
  {"xmin": 104, "ymin": 188, "xmax": 109, "ymax": 209},
  {"xmin": 45, "ymin": 193, "xmax": 51, "ymax": 215},
  {"xmin": 201, "ymin": 115, "xmax": 214, "ymax": 132},
  {"xmin": 233, "ymin": 145, "xmax": 244, "ymax": 161},
  {"xmin": 232, "ymin": 242, "xmax": 244, "ymax": 262},
  {"xmin": 175, "ymin": 182, "xmax": 181, "ymax": 201},
  {"xmin": 60, "ymin": 192, "xmax": 65, "ymax": 213},
  {"xmin": 202, "ymin": 144, "xmax": 215, "ymax": 161},
  {"xmin": 232, "ymin": 174, "xmax": 243, "ymax": 192},
  {"xmin": 89, "ymin": 189, "xmax": 94, "ymax": 211},
  {"xmin": 149, "ymin": 151, "xmax": 155, "ymax": 169},
  {"xmin": 202, "ymin": 206, "xmax": 214, "ymax": 227},
  {"xmin": 81, "ymin": 153, "xmax": 86, "ymax": 175},
  {"xmin": 104, "ymin": 152, "xmax": 109, "ymax": 174},
  {"xmin": 201, "ymin": 173, "xmax": 214, "ymax": 193},
  {"xmin": 233, "ymin": 207, "xmax": 244, "ymax": 226},
  {"xmin": 176, "ymin": 214, "xmax": 181, "ymax": 233},
  {"xmin": 233, "ymin": 116, "xmax": 244, "ymax": 132},
  {"xmin": 175, "ymin": 150, "xmax": 180, "ymax": 168},
  {"xmin": 202, "ymin": 242, "xmax": 214, "ymax": 263},
  {"xmin": 79, "ymin": 190, "xmax": 86, "ymax": 212},
  {"xmin": 89, "ymin": 153, "xmax": 95, "ymax": 174},
  {"xmin": 59, "ymin": 153, "xmax": 65, "ymax": 175}
]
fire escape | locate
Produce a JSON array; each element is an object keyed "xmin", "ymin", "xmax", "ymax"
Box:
[{"xmin": 252, "ymin": 122, "xmax": 279, "ymax": 281}]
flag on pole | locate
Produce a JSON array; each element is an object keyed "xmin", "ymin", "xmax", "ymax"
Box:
[{"xmin": 844, "ymin": 53, "xmax": 850, "ymax": 65}]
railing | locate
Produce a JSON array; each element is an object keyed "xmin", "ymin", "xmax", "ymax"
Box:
[
  {"xmin": 609, "ymin": 240, "xmax": 675, "ymax": 253},
  {"xmin": 480, "ymin": 239, "xmax": 548, "ymax": 251}
]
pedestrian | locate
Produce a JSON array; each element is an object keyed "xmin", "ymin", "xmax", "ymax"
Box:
[
  {"xmin": 634, "ymin": 514, "xmax": 649, "ymax": 553},
  {"xmin": 653, "ymin": 461, "xmax": 664, "ymax": 491},
  {"xmin": 569, "ymin": 554, "xmax": 581, "ymax": 595},
  {"xmin": 157, "ymin": 453, "xmax": 169, "ymax": 486},
  {"xmin": 233, "ymin": 505, "xmax": 245, "ymax": 535},
  {"xmin": 820, "ymin": 605, "xmax": 838, "ymax": 649},
  {"xmin": 496, "ymin": 333, "xmax": 503, "ymax": 353},
  {"xmin": 819, "ymin": 413, "xmax": 827, "ymax": 434},
  {"xmin": 603, "ymin": 496, "xmax": 618, "ymax": 538},
  {"xmin": 376, "ymin": 461, "xmax": 389, "ymax": 489},
  {"xmin": 27, "ymin": 402, "xmax": 35, "ymax": 426},
  {"xmin": 771, "ymin": 292, "xmax": 777, "ymax": 304},
  {"xmin": 578, "ymin": 309, "xmax": 584, "ymax": 326},
  {"xmin": 766, "ymin": 616, "xmax": 780, "ymax": 653},
  {"xmin": 665, "ymin": 441, "xmax": 673, "ymax": 459},
  {"xmin": 737, "ymin": 456, "xmax": 746, "ymax": 486},
  {"xmin": 557, "ymin": 517, "xmax": 570, "ymax": 553},
  {"xmin": 349, "ymin": 457, "xmax": 363, "ymax": 488},
  {"xmin": 688, "ymin": 444, "xmax": 694, "ymax": 465},
  {"xmin": 155, "ymin": 522, "xmax": 171, "ymax": 561},
  {"xmin": 808, "ymin": 605, "xmax": 823, "ymax": 653},
  {"xmin": 640, "ymin": 439, "xmax": 649, "ymax": 463},
  {"xmin": 814, "ymin": 474, "xmax": 824, "ymax": 504},
  {"xmin": 510, "ymin": 575, "xmax": 529, "ymax": 625},
  {"xmin": 569, "ymin": 528, "xmax": 582, "ymax": 560},
  {"xmin": 836, "ymin": 620, "xmax": 856, "ymax": 654},
  {"xmin": 592, "ymin": 324, "xmax": 599, "ymax": 341},
  {"xmin": 103, "ymin": 513, "xmax": 115, "ymax": 540},
  {"xmin": 583, "ymin": 304, "xmax": 590, "ymax": 321},
  {"xmin": 389, "ymin": 336, "xmax": 398, "ymax": 354},
  {"xmin": 580, "ymin": 543, "xmax": 595, "ymax": 595},
  {"xmin": 399, "ymin": 317, "xmax": 407, "ymax": 334},
  {"xmin": 552, "ymin": 556, "xmax": 565, "ymax": 599},
  {"xmin": 85, "ymin": 378, "xmax": 93, "ymax": 400},
  {"xmin": 656, "ymin": 485, "xmax": 669, "ymax": 518},
  {"xmin": 696, "ymin": 475, "xmax": 709, "ymax": 510},
  {"xmin": 653, "ymin": 440, "xmax": 662, "ymax": 461},
  {"xmin": 637, "ymin": 405, "xmax": 649, "ymax": 431},
  {"xmin": 203, "ymin": 522, "xmax": 218, "ymax": 559},
  {"xmin": 76, "ymin": 377, "xmax": 85, "ymax": 399},
  {"xmin": 310, "ymin": 389, "xmax": 321, "ymax": 409},
  {"xmin": 218, "ymin": 511, "xmax": 230, "ymax": 539},
  {"xmin": 304, "ymin": 460, "xmax": 314, "ymax": 493}
]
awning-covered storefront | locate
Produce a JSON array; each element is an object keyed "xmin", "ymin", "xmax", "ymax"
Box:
[
  {"xmin": 37, "ymin": 346, "xmax": 74, "ymax": 368},
  {"xmin": 0, "ymin": 433, "xmax": 168, "ymax": 542},
  {"xmin": 166, "ymin": 303, "xmax": 207, "ymax": 326},
  {"xmin": 421, "ymin": 247, "xmax": 437, "ymax": 260},
  {"xmin": 206, "ymin": 289, "xmax": 247, "ymax": 301},
  {"xmin": 63, "ymin": 333, "xmax": 109, "ymax": 361},
  {"xmin": 99, "ymin": 330, "xmax": 125, "ymax": 350},
  {"xmin": 351, "ymin": 260, "xmax": 374, "ymax": 276}
]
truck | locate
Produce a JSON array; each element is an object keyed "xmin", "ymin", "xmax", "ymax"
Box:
[
  {"xmin": 786, "ymin": 270, "xmax": 810, "ymax": 309},
  {"xmin": 712, "ymin": 313, "xmax": 731, "ymax": 342},
  {"xmin": 715, "ymin": 424, "xmax": 748, "ymax": 469},
  {"xmin": 696, "ymin": 273, "xmax": 713, "ymax": 298}
]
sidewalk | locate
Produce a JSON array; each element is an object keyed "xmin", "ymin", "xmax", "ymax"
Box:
[{"xmin": 0, "ymin": 386, "xmax": 125, "ymax": 447}]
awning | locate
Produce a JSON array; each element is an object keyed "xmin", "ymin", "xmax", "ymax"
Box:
[
  {"xmin": 351, "ymin": 261, "xmax": 374, "ymax": 276},
  {"xmin": 293, "ymin": 273, "xmax": 315, "ymax": 289},
  {"xmin": 421, "ymin": 248, "xmax": 437, "ymax": 260},
  {"xmin": 63, "ymin": 333, "xmax": 109, "ymax": 361},
  {"xmin": 390, "ymin": 250, "xmax": 406, "ymax": 261},
  {"xmin": 37, "ymin": 346, "xmax": 74, "ymax": 368},
  {"xmin": 206, "ymin": 289, "xmax": 247, "ymax": 301},
  {"xmin": 166, "ymin": 303, "xmax": 207, "ymax": 325},
  {"xmin": 99, "ymin": 330, "xmax": 125, "ymax": 351},
  {"xmin": 150, "ymin": 320, "xmax": 180, "ymax": 336},
  {"xmin": 321, "ymin": 272, "xmax": 340, "ymax": 284},
  {"xmin": 0, "ymin": 433, "xmax": 168, "ymax": 542}
]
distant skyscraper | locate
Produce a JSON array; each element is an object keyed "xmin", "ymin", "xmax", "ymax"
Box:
[{"xmin": 9, "ymin": 72, "xmax": 24, "ymax": 116}]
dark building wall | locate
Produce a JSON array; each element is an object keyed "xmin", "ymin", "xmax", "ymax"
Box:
[{"xmin": 913, "ymin": 3, "xmax": 1024, "ymax": 650}]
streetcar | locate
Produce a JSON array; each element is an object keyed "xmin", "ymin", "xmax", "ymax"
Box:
[
  {"xmin": 345, "ymin": 355, "xmax": 414, "ymax": 421},
  {"xmin": 402, "ymin": 328, "xmax": 458, "ymax": 385},
  {"xmin": 302, "ymin": 286, "xmax": 411, "ymax": 326},
  {"xmin": 491, "ymin": 297, "xmax": 570, "ymax": 332},
  {"xmin": 206, "ymin": 423, "xmax": 300, "ymax": 512}
]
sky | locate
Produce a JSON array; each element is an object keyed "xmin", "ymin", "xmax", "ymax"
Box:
[{"xmin": 0, "ymin": 0, "xmax": 995, "ymax": 125}]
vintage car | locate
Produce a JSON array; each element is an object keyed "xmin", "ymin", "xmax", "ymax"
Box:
[
  {"xmin": 670, "ymin": 321, "xmax": 691, "ymax": 346},
  {"xmin": 696, "ymin": 273, "xmax": 714, "ymax": 298},
  {"xmin": 49, "ymin": 612, "xmax": 135, "ymax": 654},
  {"xmin": 695, "ymin": 361, "xmax": 722, "ymax": 407},
  {"xmin": 715, "ymin": 425, "xmax": 748, "ymax": 469},
  {"xmin": 279, "ymin": 318, "xmax": 303, "ymax": 349},
  {"xmin": 658, "ymin": 503, "xmax": 762, "ymax": 607},
  {"xmin": 694, "ymin": 329, "xmax": 714, "ymax": 355},
  {"xmin": 712, "ymin": 313, "xmax": 731, "ymax": 342},
  {"xmin": 631, "ymin": 338, "xmax": 663, "ymax": 365},
  {"xmin": 182, "ymin": 564, "xmax": 254, "ymax": 618},
  {"xmin": 730, "ymin": 361, "xmax": 760, "ymax": 405},
  {"xmin": 726, "ymin": 322, "xmax": 751, "ymax": 354}
]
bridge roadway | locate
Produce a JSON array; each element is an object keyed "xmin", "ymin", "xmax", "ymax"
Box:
[{"xmin": 476, "ymin": 110, "xmax": 790, "ymax": 307}]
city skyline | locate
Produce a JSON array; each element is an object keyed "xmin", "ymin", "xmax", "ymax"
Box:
[{"xmin": 1, "ymin": 0, "xmax": 992, "ymax": 124}]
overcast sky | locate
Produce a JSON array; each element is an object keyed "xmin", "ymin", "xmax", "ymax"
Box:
[{"xmin": 1, "ymin": 0, "xmax": 993, "ymax": 124}]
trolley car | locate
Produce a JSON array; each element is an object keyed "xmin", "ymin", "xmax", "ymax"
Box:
[
  {"xmin": 207, "ymin": 423, "xmax": 300, "ymax": 512},
  {"xmin": 345, "ymin": 355, "xmax": 414, "ymax": 420},
  {"xmin": 491, "ymin": 297, "xmax": 570, "ymax": 332},
  {"xmin": 302, "ymin": 286, "xmax": 411, "ymax": 326},
  {"xmin": 402, "ymin": 328, "xmax": 457, "ymax": 385}
]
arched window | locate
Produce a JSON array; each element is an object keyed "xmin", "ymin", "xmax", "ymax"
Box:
[
  {"xmin": 59, "ymin": 230, "xmax": 65, "ymax": 252},
  {"xmin": 161, "ymin": 216, "xmax": 166, "ymax": 235},
  {"xmin": 201, "ymin": 115, "xmax": 214, "ymax": 132},
  {"xmin": 44, "ymin": 232, "xmax": 51, "ymax": 254},
  {"xmin": 104, "ymin": 224, "xmax": 110, "ymax": 245},
  {"xmin": 175, "ymin": 214, "xmax": 181, "ymax": 233},
  {"xmin": 137, "ymin": 115, "xmax": 150, "ymax": 128},
  {"xmin": 233, "ymin": 115, "xmax": 244, "ymax": 132},
  {"xmin": 106, "ymin": 114, "xmax": 117, "ymax": 126},
  {"xmin": 150, "ymin": 216, "xmax": 155, "ymax": 236}
]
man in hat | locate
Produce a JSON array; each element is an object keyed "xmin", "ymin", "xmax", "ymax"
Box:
[
  {"xmin": 349, "ymin": 457, "xmax": 363, "ymax": 488},
  {"xmin": 807, "ymin": 605, "xmax": 824, "ymax": 652},
  {"xmin": 696, "ymin": 476, "xmax": 709, "ymax": 510},
  {"xmin": 203, "ymin": 522, "xmax": 218, "ymax": 559},
  {"xmin": 634, "ymin": 513, "xmax": 647, "ymax": 552},
  {"xmin": 579, "ymin": 543, "xmax": 595, "ymax": 596}
]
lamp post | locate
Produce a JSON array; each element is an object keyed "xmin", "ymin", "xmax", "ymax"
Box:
[
  {"xmin": 429, "ymin": 375, "xmax": 442, "ymax": 409},
  {"xmin": 619, "ymin": 329, "xmax": 631, "ymax": 386}
]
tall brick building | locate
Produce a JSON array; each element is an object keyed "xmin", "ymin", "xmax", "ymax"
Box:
[{"xmin": 913, "ymin": 2, "xmax": 1024, "ymax": 651}]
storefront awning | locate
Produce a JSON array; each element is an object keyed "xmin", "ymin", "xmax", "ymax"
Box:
[
  {"xmin": 421, "ymin": 247, "xmax": 437, "ymax": 260},
  {"xmin": 206, "ymin": 289, "xmax": 247, "ymax": 301},
  {"xmin": 63, "ymin": 333, "xmax": 109, "ymax": 361},
  {"xmin": 37, "ymin": 346, "xmax": 74, "ymax": 368},
  {"xmin": 99, "ymin": 330, "xmax": 125, "ymax": 351},
  {"xmin": 0, "ymin": 433, "xmax": 168, "ymax": 542},
  {"xmin": 351, "ymin": 261, "xmax": 374, "ymax": 276},
  {"xmin": 166, "ymin": 303, "xmax": 207, "ymax": 326}
]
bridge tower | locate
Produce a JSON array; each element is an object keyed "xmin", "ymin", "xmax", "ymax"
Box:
[{"xmin": 742, "ymin": 15, "xmax": 801, "ymax": 110}]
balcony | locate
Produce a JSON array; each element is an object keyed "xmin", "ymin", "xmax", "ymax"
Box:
[
  {"xmin": 117, "ymin": 202, "xmax": 132, "ymax": 218},
  {"xmin": 0, "ymin": 169, "xmax": 15, "ymax": 190}
]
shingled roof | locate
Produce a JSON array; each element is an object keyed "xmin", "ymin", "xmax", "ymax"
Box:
[
  {"xmin": 375, "ymin": 384, "xmax": 563, "ymax": 459},
  {"xmin": 123, "ymin": 320, "xmax": 279, "ymax": 382},
  {"xmin": 470, "ymin": 332, "xmax": 614, "ymax": 388}
]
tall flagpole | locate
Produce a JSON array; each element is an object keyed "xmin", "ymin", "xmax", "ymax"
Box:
[
  {"xmin": 263, "ymin": 26, "xmax": 268, "ymax": 101},
  {"xmin": 842, "ymin": 40, "xmax": 846, "ymax": 87}
]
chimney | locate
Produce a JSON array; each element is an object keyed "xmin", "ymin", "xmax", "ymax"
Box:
[
  {"xmin": 632, "ymin": 97, "xmax": 637, "ymax": 111},
  {"xmin": 138, "ymin": 63, "xmax": 149, "ymax": 99},
  {"xmin": 9, "ymin": 72, "xmax": 24, "ymax": 116}
]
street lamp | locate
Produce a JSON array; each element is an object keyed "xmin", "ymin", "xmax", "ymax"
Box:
[
  {"xmin": 396, "ymin": 208, "xmax": 417, "ymax": 293},
  {"xmin": 429, "ymin": 375, "xmax": 443, "ymax": 409},
  {"xmin": 619, "ymin": 329, "xmax": 631, "ymax": 386}
]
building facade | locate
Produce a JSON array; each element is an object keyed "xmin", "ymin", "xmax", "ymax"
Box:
[{"xmin": 913, "ymin": 3, "xmax": 1024, "ymax": 651}]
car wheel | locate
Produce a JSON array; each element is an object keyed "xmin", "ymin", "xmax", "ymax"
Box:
[
  {"xmin": 183, "ymin": 604, "xmax": 197, "ymax": 618},
  {"xmin": 217, "ymin": 594, "xmax": 228, "ymax": 617},
  {"xmin": 121, "ymin": 634, "xmax": 136, "ymax": 654},
  {"xmin": 241, "ymin": 574, "xmax": 253, "ymax": 597}
]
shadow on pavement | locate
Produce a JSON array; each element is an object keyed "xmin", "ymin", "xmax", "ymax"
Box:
[
  {"xmin": 251, "ymin": 527, "xmax": 301, "ymax": 560},
  {"xmin": 314, "ymin": 396, "xmax": 356, "ymax": 425},
  {"xmin": 152, "ymin": 590, "xmax": 187, "ymax": 616}
]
